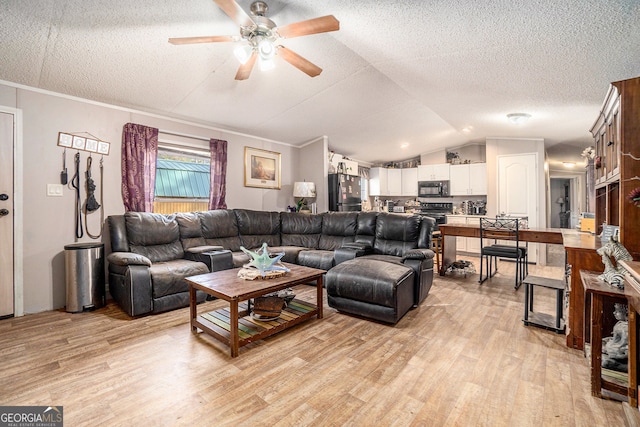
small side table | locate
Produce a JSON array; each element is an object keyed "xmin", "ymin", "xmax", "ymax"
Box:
[
  {"xmin": 581, "ymin": 270, "xmax": 629, "ymax": 400},
  {"xmin": 522, "ymin": 275, "xmax": 566, "ymax": 333}
]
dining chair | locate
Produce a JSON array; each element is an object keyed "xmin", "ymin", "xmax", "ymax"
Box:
[{"xmin": 479, "ymin": 217, "xmax": 528, "ymax": 289}]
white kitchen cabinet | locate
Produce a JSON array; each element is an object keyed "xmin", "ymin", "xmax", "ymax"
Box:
[
  {"xmin": 401, "ymin": 168, "xmax": 418, "ymax": 196},
  {"xmin": 329, "ymin": 153, "xmax": 359, "ymax": 176},
  {"xmin": 445, "ymin": 215, "xmax": 468, "ymax": 252},
  {"xmin": 418, "ymin": 163, "xmax": 450, "ymax": 181},
  {"xmin": 369, "ymin": 167, "xmax": 388, "ymax": 196},
  {"xmin": 370, "ymin": 167, "xmax": 417, "ymax": 196},
  {"xmin": 450, "ymin": 163, "xmax": 487, "ymax": 195},
  {"xmin": 445, "ymin": 215, "xmax": 485, "ymax": 254},
  {"xmin": 387, "ymin": 169, "xmax": 402, "ymax": 196}
]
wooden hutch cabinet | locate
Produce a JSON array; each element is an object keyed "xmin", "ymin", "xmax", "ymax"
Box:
[{"xmin": 590, "ymin": 76, "xmax": 640, "ymax": 259}]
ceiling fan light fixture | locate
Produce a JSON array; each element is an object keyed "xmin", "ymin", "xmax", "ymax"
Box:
[
  {"xmin": 233, "ymin": 44, "xmax": 254, "ymax": 64},
  {"xmin": 258, "ymin": 39, "xmax": 275, "ymax": 60},
  {"xmin": 259, "ymin": 57, "xmax": 275, "ymax": 71},
  {"xmin": 507, "ymin": 113, "xmax": 531, "ymax": 124}
]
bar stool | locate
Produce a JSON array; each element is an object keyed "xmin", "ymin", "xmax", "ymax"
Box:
[
  {"xmin": 522, "ymin": 275, "xmax": 566, "ymax": 334},
  {"xmin": 431, "ymin": 230, "xmax": 442, "ymax": 272}
]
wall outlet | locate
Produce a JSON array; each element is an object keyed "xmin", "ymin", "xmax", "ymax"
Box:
[{"xmin": 47, "ymin": 183, "xmax": 63, "ymax": 197}]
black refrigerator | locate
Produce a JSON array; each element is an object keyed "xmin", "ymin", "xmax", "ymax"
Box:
[{"xmin": 328, "ymin": 173, "xmax": 362, "ymax": 211}]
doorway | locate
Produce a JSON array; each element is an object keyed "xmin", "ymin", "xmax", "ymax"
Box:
[
  {"xmin": 550, "ymin": 176, "xmax": 583, "ymax": 229},
  {"xmin": 0, "ymin": 112, "xmax": 14, "ymax": 318}
]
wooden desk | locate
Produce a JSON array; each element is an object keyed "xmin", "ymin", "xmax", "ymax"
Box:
[
  {"xmin": 438, "ymin": 224, "xmax": 565, "ymax": 277},
  {"xmin": 563, "ymin": 233, "xmax": 603, "ymax": 350}
]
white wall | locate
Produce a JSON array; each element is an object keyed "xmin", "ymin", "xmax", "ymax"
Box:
[
  {"xmin": 299, "ymin": 136, "xmax": 329, "ymax": 213},
  {"xmin": 1, "ymin": 82, "xmax": 323, "ymax": 314}
]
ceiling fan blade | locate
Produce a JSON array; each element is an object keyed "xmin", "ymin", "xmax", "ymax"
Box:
[
  {"xmin": 235, "ymin": 52, "xmax": 257, "ymax": 80},
  {"xmin": 278, "ymin": 46, "xmax": 322, "ymax": 77},
  {"xmin": 277, "ymin": 15, "xmax": 339, "ymax": 39},
  {"xmin": 168, "ymin": 35, "xmax": 237, "ymax": 45},
  {"xmin": 213, "ymin": 0, "xmax": 256, "ymax": 28}
]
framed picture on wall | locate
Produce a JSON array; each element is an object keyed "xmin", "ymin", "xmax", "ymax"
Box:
[{"xmin": 244, "ymin": 147, "xmax": 281, "ymax": 189}]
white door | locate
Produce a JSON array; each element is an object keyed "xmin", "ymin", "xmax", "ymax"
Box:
[
  {"xmin": 498, "ymin": 153, "xmax": 538, "ymax": 262},
  {"xmin": 0, "ymin": 112, "xmax": 14, "ymax": 317}
]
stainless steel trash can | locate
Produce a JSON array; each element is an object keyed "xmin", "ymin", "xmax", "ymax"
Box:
[{"xmin": 64, "ymin": 242, "xmax": 105, "ymax": 313}]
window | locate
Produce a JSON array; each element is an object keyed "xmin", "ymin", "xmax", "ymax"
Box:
[{"xmin": 154, "ymin": 145, "xmax": 210, "ymax": 214}]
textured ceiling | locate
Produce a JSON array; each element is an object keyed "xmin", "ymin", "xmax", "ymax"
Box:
[{"xmin": 1, "ymin": 0, "xmax": 639, "ymax": 168}]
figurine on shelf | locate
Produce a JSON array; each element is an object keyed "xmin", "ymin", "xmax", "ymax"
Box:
[
  {"xmin": 597, "ymin": 235, "xmax": 632, "ymax": 289},
  {"xmin": 602, "ymin": 303, "xmax": 629, "ymax": 372}
]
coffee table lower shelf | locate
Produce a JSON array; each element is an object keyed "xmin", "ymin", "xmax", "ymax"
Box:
[{"xmin": 193, "ymin": 299, "xmax": 318, "ymax": 352}]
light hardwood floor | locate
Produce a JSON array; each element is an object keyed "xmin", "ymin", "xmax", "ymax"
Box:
[{"xmin": 0, "ymin": 256, "xmax": 627, "ymax": 426}]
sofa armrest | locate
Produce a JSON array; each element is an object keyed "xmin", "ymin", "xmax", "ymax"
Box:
[
  {"xmin": 340, "ymin": 242, "xmax": 373, "ymax": 253},
  {"xmin": 185, "ymin": 245, "xmax": 224, "ymax": 254},
  {"xmin": 107, "ymin": 252, "xmax": 152, "ymax": 267},
  {"xmin": 401, "ymin": 249, "xmax": 434, "ymax": 262},
  {"xmin": 334, "ymin": 247, "xmax": 366, "ymax": 265},
  {"xmin": 185, "ymin": 249, "xmax": 233, "ymax": 272}
]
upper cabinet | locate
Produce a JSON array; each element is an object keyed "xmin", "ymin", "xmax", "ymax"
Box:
[
  {"xmin": 418, "ymin": 163, "xmax": 450, "ymax": 181},
  {"xmin": 591, "ymin": 86, "xmax": 621, "ymax": 186},
  {"xmin": 369, "ymin": 167, "xmax": 388, "ymax": 196},
  {"xmin": 387, "ymin": 169, "xmax": 403, "ymax": 196},
  {"xmin": 369, "ymin": 167, "xmax": 417, "ymax": 196},
  {"xmin": 329, "ymin": 153, "xmax": 359, "ymax": 176},
  {"xmin": 401, "ymin": 168, "xmax": 418, "ymax": 196},
  {"xmin": 592, "ymin": 77, "xmax": 640, "ymax": 258},
  {"xmin": 450, "ymin": 163, "xmax": 487, "ymax": 196}
]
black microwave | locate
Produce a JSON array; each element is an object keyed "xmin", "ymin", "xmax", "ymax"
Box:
[{"xmin": 418, "ymin": 180, "xmax": 449, "ymax": 198}]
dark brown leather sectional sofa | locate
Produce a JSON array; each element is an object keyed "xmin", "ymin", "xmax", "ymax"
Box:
[{"xmin": 107, "ymin": 209, "xmax": 436, "ymax": 323}]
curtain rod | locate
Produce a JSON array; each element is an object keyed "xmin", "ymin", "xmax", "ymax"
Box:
[{"xmin": 158, "ymin": 129, "xmax": 210, "ymax": 142}]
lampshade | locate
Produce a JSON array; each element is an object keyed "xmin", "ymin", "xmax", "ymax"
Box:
[
  {"xmin": 556, "ymin": 197, "xmax": 565, "ymax": 204},
  {"xmin": 293, "ymin": 181, "xmax": 316, "ymax": 198}
]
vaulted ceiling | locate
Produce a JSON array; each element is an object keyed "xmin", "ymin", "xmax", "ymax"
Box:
[{"xmin": 1, "ymin": 0, "xmax": 639, "ymax": 168}]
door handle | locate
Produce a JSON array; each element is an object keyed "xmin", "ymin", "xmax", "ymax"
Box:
[{"xmin": 0, "ymin": 209, "xmax": 9, "ymax": 216}]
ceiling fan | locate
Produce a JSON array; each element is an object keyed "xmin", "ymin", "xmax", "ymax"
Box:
[{"xmin": 169, "ymin": 0, "xmax": 340, "ymax": 80}]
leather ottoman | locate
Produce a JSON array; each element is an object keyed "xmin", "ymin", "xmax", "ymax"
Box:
[{"xmin": 325, "ymin": 258, "xmax": 415, "ymax": 324}]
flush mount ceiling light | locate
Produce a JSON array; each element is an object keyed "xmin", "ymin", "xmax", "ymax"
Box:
[
  {"xmin": 507, "ymin": 113, "xmax": 531, "ymax": 124},
  {"xmin": 563, "ymin": 162, "xmax": 576, "ymax": 168}
]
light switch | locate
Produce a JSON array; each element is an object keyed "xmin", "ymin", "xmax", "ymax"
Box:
[{"xmin": 47, "ymin": 183, "xmax": 63, "ymax": 197}]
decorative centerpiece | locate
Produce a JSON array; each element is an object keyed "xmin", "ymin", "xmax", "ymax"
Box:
[
  {"xmin": 237, "ymin": 242, "xmax": 290, "ymax": 280},
  {"xmin": 597, "ymin": 236, "xmax": 632, "ymax": 289}
]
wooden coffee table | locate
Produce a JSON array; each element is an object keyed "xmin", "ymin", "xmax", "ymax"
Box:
[{"xmin": 186, "ymin": 262, "xmax": 325, "ymax": 357}]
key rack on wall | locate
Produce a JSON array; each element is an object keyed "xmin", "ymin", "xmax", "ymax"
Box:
[{"xmin": 57, "ymin": 131, "xmax": 110, "ymax": 155}]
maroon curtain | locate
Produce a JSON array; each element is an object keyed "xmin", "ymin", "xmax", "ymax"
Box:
[
  {"xmin": 209, "ymin": 138, "xmax": 228, "ymax": 210},
  {"xmin": 121, "ymin": 123, "xmax": 158, "ymax": 212}
]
